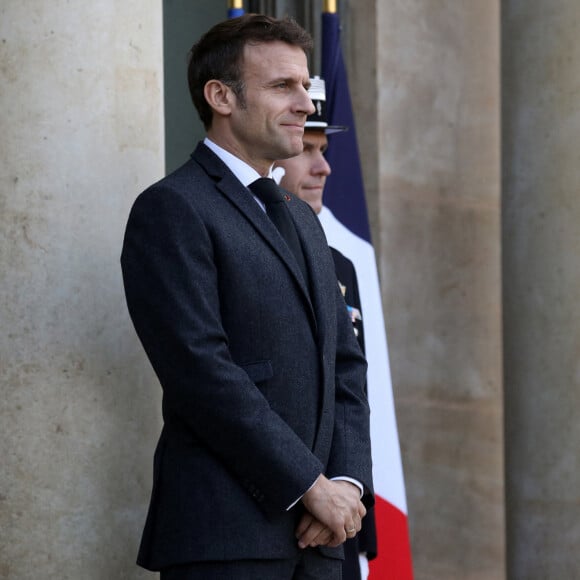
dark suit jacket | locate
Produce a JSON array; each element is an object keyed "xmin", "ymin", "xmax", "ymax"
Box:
[
  {"xmin": 121, "ymin": 143, "xmax": 373, "ymax": 571},
  {"xmin": 331, "ymin": 248, "xmax": 378, "ymax": 579}
]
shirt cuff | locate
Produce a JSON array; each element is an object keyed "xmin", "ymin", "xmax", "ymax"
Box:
[
  {"xmin": 330, "ymin": 476, "xmax": 364, "ymax": 498},
  {"xmin": 286, "ymin": 475, "xmax": 364, "ymax": 511}
]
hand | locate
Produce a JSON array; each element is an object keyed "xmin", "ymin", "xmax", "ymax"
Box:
[
  {"xmin": 295, "ymin": 512, "xmax": 334, "ymax": 549},
  {"xmin": 299, "ymin": 475, "xmax": 366, "ymax": 548}
]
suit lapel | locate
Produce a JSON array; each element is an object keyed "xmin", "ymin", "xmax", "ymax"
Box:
[
  {"xmin": 289, "ymin": 200, "xmax": 333, "ymax": 347},
  {"xmin": 192, "ymin": 144, "xmax": 316, "ymax": 326}
]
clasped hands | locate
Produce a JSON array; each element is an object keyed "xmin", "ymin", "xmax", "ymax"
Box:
[{"xmin": 296, "ymin": 474, "xmax": 366, "ymax": 549}]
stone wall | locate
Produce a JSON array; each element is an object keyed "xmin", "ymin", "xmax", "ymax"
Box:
[
  {"xmin": 502, "ymin": 1, "xmax": 580, "ymax": 577},
  {"xmin": 0, "ymin": 1, "xmax": 163, "ymax": 577},
  {"xmin": 352, "ymin": 1, "xmax": 505, "ymax": 578},
  {"xmin": 3, "ymin": 1, "xmax": 580, "ymax": 578}
]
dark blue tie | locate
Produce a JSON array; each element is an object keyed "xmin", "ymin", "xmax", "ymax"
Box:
[{"xmin": 249, "ymin": 178, "xmax": 309, "ymax": 286}]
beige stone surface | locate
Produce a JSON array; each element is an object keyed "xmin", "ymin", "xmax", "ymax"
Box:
[
  {"xmin": 397, "ymin": 401, "xmax": 504, "ymax": 580},
  {"xmin": 502, "ymin": 1, "xmax": 580, "ymax": 577},
  {"xmin": 350, "ymin": 1, "xmax": 505, "ymax": 576},
  {"xmin": 10, "ymin": 0, "xmax": 580, "ymax": 577},
  {"xmin": 0, "ymin": 1, "xmax": 163, "ymax": 577}
]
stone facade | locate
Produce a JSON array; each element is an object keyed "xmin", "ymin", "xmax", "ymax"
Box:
[
  {"xmin": 2, "ymin": 1, "xmax": 580, "ymax": 578},
  {"xmin": 1, "ymin": 1, "xmax": 163, "ymax": 578}
]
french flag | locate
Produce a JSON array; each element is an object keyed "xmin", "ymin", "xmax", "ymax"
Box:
[{"xmin": 321, "ymin": 10, "xmax": 414, "ymax": 579}]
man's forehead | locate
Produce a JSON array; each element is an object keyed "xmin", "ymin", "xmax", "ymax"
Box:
[
  {"xmin": 243, "ymin": 39, "xmax": 305, "ymax": 53},
  {"xmin": 242, "ymin": 41, "xmax": 308, "ymax": 70}
]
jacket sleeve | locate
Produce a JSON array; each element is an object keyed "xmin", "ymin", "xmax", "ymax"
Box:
[{"xmin": 326, "ymin": 278, "xmax": 374, "ymax": 506}]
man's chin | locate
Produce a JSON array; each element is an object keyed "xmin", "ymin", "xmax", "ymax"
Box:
[{"xmin": 282, "ymin": 138, "xmax": 306, "ymax": 159}]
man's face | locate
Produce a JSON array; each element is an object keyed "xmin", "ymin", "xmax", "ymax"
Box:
[
  {"xmin": 277, "ymin": 130, "xmax": 331, "ymax": 214},
  {"xmin": 227, "ymin": 41, "xmax": 315, "ymax": 173}
]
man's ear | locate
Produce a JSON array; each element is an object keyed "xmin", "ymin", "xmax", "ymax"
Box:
[{"xmin": 204, "ymin": 80, "xmax": 233, "ymax": 117}]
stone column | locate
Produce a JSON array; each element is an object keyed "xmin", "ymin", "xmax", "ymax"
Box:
[
  {"xmin": 502, "ymin": 1, "xmax": 580, "ymax": 577},
  {"xmin": 350, "ymin": 1, "xmax": 505, "ymax": 577},
  {"xmin": 0, "ymin": 1, "xmax": 163, "ymax": 577}
]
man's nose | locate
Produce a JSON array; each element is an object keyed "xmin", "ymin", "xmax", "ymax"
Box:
[
  {"xmin": 298, "ymin": 86, "xmax": 316, "ymax": 115},
  {"xmin": 313, "ymin": 153, "xmax": 331, "ymax": 176}
]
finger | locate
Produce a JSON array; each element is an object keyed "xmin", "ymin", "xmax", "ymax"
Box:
[
  {"xmin": 295, "ymin": 512, "xmax": 315, "ymax": 538},
  {"xmin": 357, "ymin": 501, "xmax": 367, "ymax": 519},
  {"xmin": 327, "ymin": 529, "xmax": 347, "ymax": 548},
  {"xmin": 345, "ymin": 522, "xmax": 358, "ymax": 538},
  {"xmin": 333, "ymin": 525, "xmax": 348, "ymax": 547},
  {"xmin": 297, "ymin": 519, "xmax": 327, "ymax": 549},
  {"xmin": 308, "ymin": 526, "xmax": 333, "ymax": 548}
]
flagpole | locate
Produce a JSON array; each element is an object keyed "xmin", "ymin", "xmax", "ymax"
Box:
[
  {"xmin": 323, "ymin": 0, "xmax": 337, "ymax": 13},
  {"xmin": 228, "ymin": 0, "xmax": 244, "ymax": 19}
]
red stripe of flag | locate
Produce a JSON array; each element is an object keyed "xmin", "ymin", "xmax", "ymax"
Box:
[{"xmin": 370, "ymin": 495, "xmax": 413, "ymax": 579}]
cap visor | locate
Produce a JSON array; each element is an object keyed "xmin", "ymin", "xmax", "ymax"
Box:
[{"xmin": 325, "ymin": 125, "xmax": 349, "ymax": 135}]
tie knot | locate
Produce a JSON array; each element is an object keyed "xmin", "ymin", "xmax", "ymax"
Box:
[{"xmin": 249, "ymin": 178, "xmax": 284, "ymax": 205}]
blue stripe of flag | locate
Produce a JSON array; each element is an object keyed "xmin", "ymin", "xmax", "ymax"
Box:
[
  {"xmin": 321, "ymin": 12, "xmax": 372, "ymax": 244},
  {"xmin": 228, "ymin": 8, "xmax": 244, "ymax": 18}
]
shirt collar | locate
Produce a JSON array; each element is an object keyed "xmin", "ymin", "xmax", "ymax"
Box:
[{"xmin": 204, "ymin": 138, "xmax": 274, "ymax": 186}]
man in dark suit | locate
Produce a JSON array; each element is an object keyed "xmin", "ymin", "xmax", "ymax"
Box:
[
  {"xmin": 121, "ymin": 14, "xmax": 373, "ymax": 580},
  {"xmin": 275, "ymin": 77, "xmax": 378, "ymax": 580}
]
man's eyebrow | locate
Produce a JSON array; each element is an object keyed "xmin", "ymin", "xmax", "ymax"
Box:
[{"xmin": 268, "ymin": 76, "xmax": 309, "ymax": 87}]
